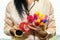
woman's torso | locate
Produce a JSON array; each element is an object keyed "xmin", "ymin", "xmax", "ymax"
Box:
[{"xmin": 9, "ymin": 0, "xmax": 50, "ymax": 40}]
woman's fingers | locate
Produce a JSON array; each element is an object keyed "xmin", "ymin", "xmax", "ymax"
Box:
[
  {"xmin": 28, "ymin": 25, "xmax": 42, "ymax": 32},
  {"xmin": 13, "ymin": 25, "xmax": 20, "ymax": 30},
  {"xmin": 28, "ymin": 25, "xmax": 37, "ymax": 31}
]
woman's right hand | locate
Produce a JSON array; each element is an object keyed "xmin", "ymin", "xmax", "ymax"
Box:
[
  {"xmin": 11, "ymin": 24, "xmax": 24, "ymax": 37},
  {"xmin": 4, "ymin": 14, "xmax": 22, "ymax": 37},
  {"xmin": 10, "ymin": 25, "xmax": 20, "ymax": 37},
  {"xmin": 4, "ymin": 14, "xmax": 25, "ymax": 37}
]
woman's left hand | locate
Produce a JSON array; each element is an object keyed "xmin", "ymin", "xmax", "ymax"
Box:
[
  {"xmin": 28, "ymin": 25, "xmax": 48, "ymax": 38},
  {"xmin": 28, "ymin": 25, "xmax": 41, "ymax": 31}
]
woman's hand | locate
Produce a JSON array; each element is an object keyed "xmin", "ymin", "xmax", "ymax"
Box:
[
  {"xmin": 10, "ymin": 24, "xmax": 20, "ymax": 36},
  {"xmin": 28, "ymin": 24, "xmax": 42, "ymax": 32},
  {"xmin": 28, "ymin": 25, "xmax": 48, "ymax": 38},
  {"xmin": 10, "ymin": 24, "xmax": 30, "ymax": 37}
]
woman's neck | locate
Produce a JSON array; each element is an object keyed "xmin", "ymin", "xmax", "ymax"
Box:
[{"xmin": 27, "ymin": 0, "xmax": 35, "ymax": 9}]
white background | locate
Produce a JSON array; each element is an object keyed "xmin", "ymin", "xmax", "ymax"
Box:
[{"xmin": 0, "ymin": 0, "xmax": 60, "ymax": 38}]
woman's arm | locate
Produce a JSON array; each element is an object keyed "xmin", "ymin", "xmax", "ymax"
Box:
[
  {"xmin": 4, "ymin": 2, "xmax": 19, "ymax": 36},
  {"xmin": 4, "ymin": 3, "xmax": 23, "ymax": 37},
  {"xmin": 4, "ymin": 2, "xmax": 14, "ymax": 36},
  {"xmin": 37, "ymin": 2, "xmax": 56, "ymax": 39},
  {"xmin": 45, "ymin": 3, "xmax": 56, "ymax": 38}
]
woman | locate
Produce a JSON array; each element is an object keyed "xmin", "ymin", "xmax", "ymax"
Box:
[{"xmin": 4, "ymin": 0, "xmax": 56, "ymax": 40}]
